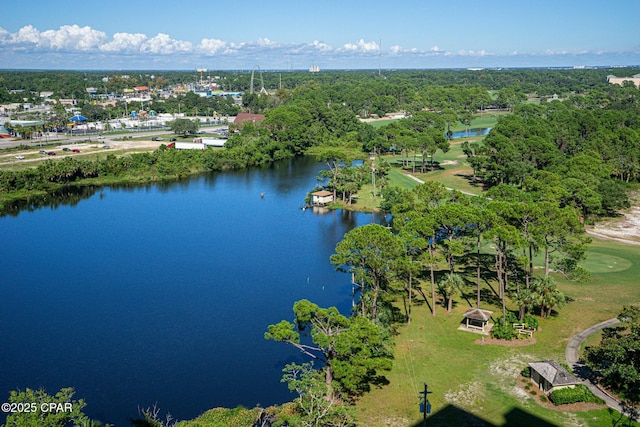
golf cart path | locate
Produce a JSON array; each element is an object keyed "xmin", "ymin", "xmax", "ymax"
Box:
[{"xmin": 565, "ymin": 318, "xmax": 626, "ymax": 415}]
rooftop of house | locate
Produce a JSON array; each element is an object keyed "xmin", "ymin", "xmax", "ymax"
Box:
[{"xmin": 528, "ymin": 360, "xmax": 580, "ymax": 386}]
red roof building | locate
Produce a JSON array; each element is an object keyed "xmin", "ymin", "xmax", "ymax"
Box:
[{"xmin": 234, "ymin": 113, "xmax": 265, "ymax": 125}]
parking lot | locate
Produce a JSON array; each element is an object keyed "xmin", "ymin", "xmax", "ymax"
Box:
[{"xmin": 0, "ymin": 137, "xmax": 165, "ymax": 168}]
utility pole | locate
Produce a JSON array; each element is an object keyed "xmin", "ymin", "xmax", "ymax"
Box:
[{"xmin": 419, "ymin": 382, "xmax": 432, "ymax": 427}]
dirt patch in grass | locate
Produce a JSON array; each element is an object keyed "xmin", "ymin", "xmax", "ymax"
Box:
[
  {"xmin": 590, "ymin": 194, "xmax": 640, "ymax": 245},
  {"xmin": 516, "ymin": 376, "xmax": 606, "ymax": 413},
  {"xmin": 474, "ymin": 337, "xmax": 537, "ymax": 347}
]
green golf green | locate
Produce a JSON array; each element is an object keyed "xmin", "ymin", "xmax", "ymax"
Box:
[{"xmin": 582, "ymin": 251, "xmax": 632, "ymax": 273}]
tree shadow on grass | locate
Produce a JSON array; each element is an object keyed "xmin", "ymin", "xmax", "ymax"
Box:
[{"xmin": 454, "ymin": 171, "xmax": 486, "ymax": 189}]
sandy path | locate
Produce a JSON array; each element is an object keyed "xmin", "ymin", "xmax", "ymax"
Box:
[{"xmin": 589, "ymin": 204, "xmax": 640, "ymax": 245}]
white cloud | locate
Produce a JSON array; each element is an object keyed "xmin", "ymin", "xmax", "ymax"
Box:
[
  {"xmin": 199, "ymin": 38, "xmax": 227, "ymax": 54},
  {"xmin": 0, "ymin": 24, "xmax": 636, "ymax": 70},
  {"xmin": 545, "ymin": 49, "xmax": 569, "ymax": 55},
  {"xmin": 256, "ymin": 37, "xmax": 276, "ymax": 47},
  {"xmin": 141, "ymin": 33, "xmax": 193, "ymax": 54},
  {"xmin": 0, "ymin": 27, "xmax": 9, "ymax": 42},
  {"xmin": 42, "ymin": 25, "xmax": 106, "ymax": 50},
  {"xmin": 13, "ymin": 25, "xmax": 41, "ymax": 45},
  {"xmin": 311, "ymin": 40, "xmax": 332, "ymax": 51},
  {"xmin": 341, "ymin": 39, "xmax": 379, "ymax": 53},
  {"xmin": 37, "ymin": 25, "xmax": 106, "ymax": 51},
  {"xmin": 456, "ymin": 49, "xmax": 489, "ymax": 57},
  {"xmin": 2, "ymin": 24, "xmax": 107, "ymax": 51},
  {"xmin": 100, "ymin": 32, "xmax": 147, "ymax": 52}
]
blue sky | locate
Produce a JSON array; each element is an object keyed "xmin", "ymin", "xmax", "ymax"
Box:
[{"xmin": 1, "ymin": 0, "xmax": 639, "ymax": 70}]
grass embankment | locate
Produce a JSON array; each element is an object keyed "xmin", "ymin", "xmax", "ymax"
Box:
[{"xmin": 355, "ymin": 236, "xmax": 640, "ymax": 426}]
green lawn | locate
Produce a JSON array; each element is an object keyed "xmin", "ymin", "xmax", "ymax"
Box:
[
  {"xmin": 383, "ymin": 141, "xmax": 484, "ymax": 195},
  {"xmin": 367, "ymin": 119, "xmax": 400, "ymax": 129},
  {"xmin": 355, "ymin": 236, "xmax": 640, "ymax": 426},
  {"xmin": 387, "ymin": 169, "xmax": 421, "ymax": 189},
  {"xmin": 449, "ymin": 111, "xmax": 508, "ymax": 132}
]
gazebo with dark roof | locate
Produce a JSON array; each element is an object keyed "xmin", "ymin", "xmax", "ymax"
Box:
[{"xmin": 461, "ymin": 307, "xmax": 493, "ymax": 333}]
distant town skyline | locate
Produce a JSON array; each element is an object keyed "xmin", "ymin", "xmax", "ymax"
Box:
[{"xmin": 1, "ymin": 0, "xmax": 639, "ymax": 70}]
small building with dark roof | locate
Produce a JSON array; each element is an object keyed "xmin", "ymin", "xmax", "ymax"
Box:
[
  {"xmin": 461, "ymin": 308, "xmax": 493, "ymax": 334},
  {"xmin": 528, "ymin": 360, "xmax": 580, "ymax": 394}
]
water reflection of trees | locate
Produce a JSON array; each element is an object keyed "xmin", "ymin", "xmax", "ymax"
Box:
[{"xmin": 1, "ymin": 185, "xmax": 101, "ymax": 217}]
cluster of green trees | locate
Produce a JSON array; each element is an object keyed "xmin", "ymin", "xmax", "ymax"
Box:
[
  {"xmin": 585, "ymin": 306, "xmax": 640, "ymax": 404},
  {"xmin": 265, "ymin": 299, "xmax": 392, "ymax": 426},
  {"xmin": 463, "ymin": 84, "xmax": 640, "ymax": 221},
  {"xmin": 2, "ymin": 387, "xmax": 93, "ymax": 427},
  {"xmin": 168, "ymin": 118, "xmax": 200, "ymax": 137},
  {"xmin": 349, "ymin": 182, "xmax": 589, "ymax": 326},
  {"xmin": 308, "ymin": 109, "xmax": 450, "ymax": 206},
  {"xmin": 263, "ymin": 224, "xmax": 411, "ymax": 424},
  {"xmin": 309, "ymin": 147, "xmax": 387, "ymax": 206},
  {"xmin": 370, "ymin": 110, "xmax": 450, "ymax": 167}
]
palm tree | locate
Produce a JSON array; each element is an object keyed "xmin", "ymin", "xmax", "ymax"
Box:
[
  {"xmin": 531, "ymin": 276, "xmax": 565, "ymax": 318},
  {"xmin": 511, "ymin": 288, "xmax": 536, "ymax": 320},
  {"xmin": 439, "ymin": 273, "xmax": 464, "ymax": 313}
]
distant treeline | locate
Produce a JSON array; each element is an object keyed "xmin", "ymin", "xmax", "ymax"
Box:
[
  {"xmin": 2, "ymin": 67, "xmax": 638, "ymax": 110},
  {"xmin": 3, "ymin": 68, "xmax": 640, "ymax": 218}
]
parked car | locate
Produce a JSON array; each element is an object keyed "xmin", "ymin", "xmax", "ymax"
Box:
[
  {"xmin": 102, "ymin": 145, "xmax": 111, "ymax": 149},
  {"xmin": 71, "ymin": 149, "xmax": 80, "ymax": 153},
  {"xmin": 47, "ymin": 151, "xmax": 56, "ymax": 156},
  {"xmin": 62, "ymin": 147, "xmax": 70, "ymax": 151},
  {"xmin": 39, "ymin": 150, "xmax": 47, "ymax": 154},
  {"xmin": 152, "ymin": 137, "xmax": 163, "ymax": 141},
  {"xmin": 169, "ymin": 138, "xmax": 177, "ymax": 142},
  {"xmin": 15, "ymin": 155, "xmax": 25, "ymax": 160}
]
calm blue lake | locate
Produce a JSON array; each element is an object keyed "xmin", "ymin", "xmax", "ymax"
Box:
[
  {"xmin": 449, "ymin": 127, "xmax": 491, "ymax": 139},
  {"xmin": 0, "ymin": 156, "xmax": 386, "ymax": 425}
]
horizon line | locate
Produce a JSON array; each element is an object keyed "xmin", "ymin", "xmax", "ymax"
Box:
[{"xmin": 1, "ymin": 65, "xmax": 639, "ymax": 73}]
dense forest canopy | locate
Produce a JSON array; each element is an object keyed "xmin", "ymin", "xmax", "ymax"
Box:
[{"xmin": 1, "ymin": 67, "xmax": 637, "ymax": 103}]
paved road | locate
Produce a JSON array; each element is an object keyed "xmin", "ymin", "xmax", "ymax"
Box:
[{"xmin": 565, "ymin": 318, "xmax": 626, "ymax": 414}]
